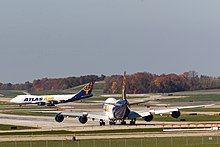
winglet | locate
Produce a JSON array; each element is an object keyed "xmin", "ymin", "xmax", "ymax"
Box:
[
  {"xmin": 68, "ymin": 82, "xmax": 95, "ymax": 102},
  {"xmin": 122, "ymin": 72, "xmax": 127, "ymax": 100}
]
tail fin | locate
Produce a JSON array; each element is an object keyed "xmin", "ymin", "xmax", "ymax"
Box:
[
  {"xmin": 122, "ymin": 72, "xmax": 127, "ymax": 100},
  {"xmin": 69, "ymin": 82, "xmax": 94, "ymax": 102}
]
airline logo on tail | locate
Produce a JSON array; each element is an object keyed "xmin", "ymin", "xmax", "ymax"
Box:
[
  {"xmin": 83, "ymin": 82, "xmax": 94, "ymax": 94},
  {"xmin": 68, "ymin": 82, "xmax": 95, "ymax": 102}
]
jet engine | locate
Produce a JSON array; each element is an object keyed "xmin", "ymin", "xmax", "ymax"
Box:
[
  {"xmin": 47, "ymin": 101, "xmax": 59, "ymax": 106},
  {"xmin": 78, "ymin": 115, "xmax": 88, "ymax": 124},
  {"xmin": 55, "ymin": 113, "xmax": 64, "ymax": 123},
  {"xmin": 171, "ymin": 111, "xmax": 181, "ymax": 118},
  {"xmin": 143, "ymin": 113, "xmax": 153, "ymax": 122}
]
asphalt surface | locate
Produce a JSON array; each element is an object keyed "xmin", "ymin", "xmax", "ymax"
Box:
[{"xmin": 0, "ymin": 95, "xmax": 220, "ymax": 141}]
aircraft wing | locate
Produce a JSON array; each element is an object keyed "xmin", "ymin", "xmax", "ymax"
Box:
[
  {"xmin": 128, "ymin": 104, "xmax": 214, "ymax": 119},
  {"xmin": 84, "ymin": 112, "xmax": 109, "ymax": 120},
  {"xmin": 31, "ymin": 110, "xmax": 109, "ymax": 120},
  {"xmin": 177, "ymin": 104, "xmax": 214, "ymax": 110},
  {"xmin": 151, "ymin": 104, "xmax": 214, "ymax": 114},
  {"xmin": 61, "ymin": 111, "xmax": 109, "ymax": 120},
  {"xmin": 128, "ymin": 111, "xmax": 151, "ymax": 119}
]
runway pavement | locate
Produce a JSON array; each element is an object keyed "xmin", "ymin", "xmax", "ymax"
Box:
[{"xmin": 0, "ymin": 95, "xmax": 220, "ymax": 141}]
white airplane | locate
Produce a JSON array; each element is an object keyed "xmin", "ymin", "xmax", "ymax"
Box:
[
  {"xmin": 10, "ymin": 82, "xmax": 94, "ymax": 106},
  {"xmin": 34, "ymin": 72, "xmax": 213, "ymax": 125}
]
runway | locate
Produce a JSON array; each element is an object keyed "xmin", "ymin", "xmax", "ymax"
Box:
[{"xmin": 0, "ymin": 95, "xmax": 220, "ymax": 142}]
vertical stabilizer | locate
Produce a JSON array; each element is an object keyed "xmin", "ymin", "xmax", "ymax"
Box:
[
  {"xmin": 122, "ymin": 72, "xmax": 127, "ymax": 100},
  {"xmin": 67, "ymin": 82, "xmax": 94, "ymax": 102}
]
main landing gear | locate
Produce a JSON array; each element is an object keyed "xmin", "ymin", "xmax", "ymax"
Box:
[
  {"xmin": 99, "ymin": 119, "xmax": 105, "ymax": 126},
  {"xmin": 99, "ymin": 119, "xmax": 136, "ymax": 126},
  {"xmin": 109, "ymin": 120, "xmax": 116, "ymax": 125},
  {"xmin": 120, "ymin": 120, "xmax": 126, "ymax": 125},
  {"xmin": 130, "ymin": 119, "xmax": 136, "ymax": 125}
]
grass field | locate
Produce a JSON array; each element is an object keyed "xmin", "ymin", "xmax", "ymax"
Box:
[
  {"xmin": 1, "ymin": 109, "xmax": 57, "ymax": 116},
  {"xmin": 153, "ymin": 114, "xmax": 220, "ymax": 122},
  {"xmin": 0, "ymin": 128, "xmax": 163, "ymax": 136},
  {"xmin": 0, "ymin": 90, "xmax": 25, "ymax": 98},
  {"xmin": 1, "ymin": 136, "xmax": 220, "ymax": 147},
  {"xmin": 0, "ymin": 124, "xmax": 36, "ymax": 130},
  {"xmin": 0, "ymin": 130, "xmax": 74, "ymax": 136},
  {"xmin": 76, "ymin": 128, "xmax": 163, "ymax": 134},
  {"xmin": 160, "ymin": 94, "xmax": 220, "ymax": 102},
  {"xmin": 29, "ymin": 90, "xmax": 71, "ymax": 95},
  {"xmin": 182, "ymin": 108, "xmax": 220, "ymax": 112}
]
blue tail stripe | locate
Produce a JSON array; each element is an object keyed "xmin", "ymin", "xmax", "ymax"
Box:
[{"xmin": 67, "ymin": 82, "xmax": 94, "ymax": 102}]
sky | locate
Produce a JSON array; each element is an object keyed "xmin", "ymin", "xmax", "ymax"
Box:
[{"xmin": 0, "ymin": 0, "xmax": 220, "ymax": 83}]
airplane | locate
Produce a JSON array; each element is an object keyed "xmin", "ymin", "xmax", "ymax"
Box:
[
  {"xmin": 10, "ymin": 82, "xmax": 94, "ymax": 106},
  {"xmin": 34, "ymin": 72, "xmax": 213, "ymax": 125}
]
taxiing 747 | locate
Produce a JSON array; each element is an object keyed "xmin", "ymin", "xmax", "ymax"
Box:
[{"xmin": 10, "ymin": 82, "xmax": 94, "ymax": 106}]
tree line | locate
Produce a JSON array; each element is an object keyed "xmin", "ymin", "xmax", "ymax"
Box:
[
  {"xmin": 104, "ymin": 71, "xmax": 220, "ymax": 94},
  {"xmin": 0, "ymin": 75, "xmax": 105, "ymax": 91},
  {"xmin": 1, "ymin": 71, "xmax": 220, "ymax": 93}
]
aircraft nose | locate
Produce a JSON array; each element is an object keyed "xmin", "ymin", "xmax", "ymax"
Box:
[{"xmin": 10, "ymin": 98, "xmax": 16, "ymax": 103}]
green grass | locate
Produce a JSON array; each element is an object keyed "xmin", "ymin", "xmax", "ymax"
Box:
[
  {"xmin": 1, "ymin": 137, "xmax": 220, "ymax": 147},
  {"xmin": 154, "ymin": 114, "xmax": 220, "ymax": 122},
  {"xmin": 0, "ymin": 90, "xmax": 25, "ymax": 98},
  {"xmin": 0, "ymin": 124, "xmax": 36, "ymax": 130},
  {"xmin": 174, "ymin": 89, "xmax": 220, "ymax": 95},
  {"xmin": 76, "ymin": 128, "xmax": 163, "ymax": 134},
  {"xmin": 0, "ymin": 128, "xmax": 163, "ymax": 136},
  {"xmin": 1, "ymin": 110, "xmax": 57, "ymax": 116},
  {"xmin": 160, "ymin": 94, "xmax": 220, "ymax": 102},
  {"xmin": 0, "ymin": 130, "xmax": 74, "ymax": 136},
  {"xmin": 29, "ymin": 90, "xmax": 71, "ymax": 95},
  {"xmin": 182, "ymin": 108, "xmax": 220, "ymax": 112}
]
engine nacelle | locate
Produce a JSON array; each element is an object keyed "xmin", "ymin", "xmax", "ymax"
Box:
[
  {"xmin": 37, "ymin": 102, "xmax": 46, "ymax": 106},
  {"xmin": 55, "ymin": 113, "xmax": 64, "ymax": 123},
  {"xmin": 171, "ymin": 111, "xmax": 181, "ymax": 118},
  {"xmin": 47, "ymin": 101, "xmax": 59, "ymax": 106},
  {"xmin": 143, "ymin": 114, "xmax": 154, "ymax": 122},
  {"xmin": 78, "ymin": 116, "xmax": 88, "ymax": 124}
]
